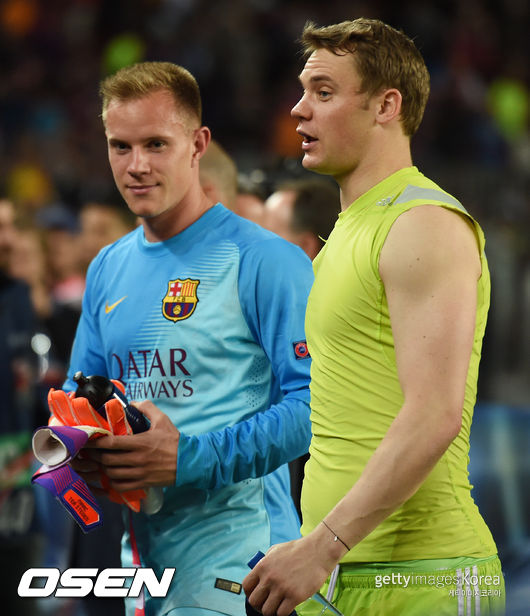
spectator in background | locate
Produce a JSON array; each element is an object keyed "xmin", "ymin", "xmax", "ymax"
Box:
[
  {"xmin": 8, "ymin": 224, "xmax": 67, "ymax": 408},
  {"xmin": 0, "ymin": 198, "xmax": 40, "ymax": 616},
  {"xmin": 199, "ymin": 139, "xmax": 239, "ymax": 211},
  {"xmin": 7, "ymin": 219, "xmax": 78, "ymax": 616},
  {"xmin": 79, "ymin": 201, "xmax": 137, "ymax": 272},
  {"xmin": 199, "ymin": 139, "xmax": 268, "ymax": 225},
  {"xmin": 36, "ymin": 203, "xmax": 85, "ymax": 312},
  {"xmin": 0, "ymin": 199, "xmax": 37, "ymax": 434},
  {"xmin": 26, "ymin": 204, "xmax": 85, "ymax": 383},
  {"xmin": 235, "ymin": 176, "xmax": 266, "ymax": 225},
  {"xmin": 10, "ymin": 225, "xmax": 51, "ymax": 322},
  {"xmin": 264, "ymin": 177, "xmax": 340, "ymax": 260}
]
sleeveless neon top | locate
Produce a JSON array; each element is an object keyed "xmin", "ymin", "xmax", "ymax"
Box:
[{"xmin": 301, "ymin": 167, "xmax": 497, "ymax": 562}]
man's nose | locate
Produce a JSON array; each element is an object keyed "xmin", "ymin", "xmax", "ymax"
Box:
[
  {"xmin": 291, "ymin": 95, "xmax": 311, "ymax": 120},
  {"xmin": 128, "ymin": 147, "xmax": 150, "ymax": 174}
]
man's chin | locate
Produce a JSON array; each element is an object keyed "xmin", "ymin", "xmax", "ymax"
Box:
[
  {"xmin": 301, "ymin": 154, "xmax": 318, "ymax": 170},
  {"xmin": 124, "ymin": 200, "xmax": 156, "ymax": 219},
  {"xmin": 301, "ymin": 156, "xmax": 330, "ymax": 176}
]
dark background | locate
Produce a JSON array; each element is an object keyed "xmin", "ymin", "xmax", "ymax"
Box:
[{"xmin": 0, "ymin": 0, "xmax": 528, "ymax": 614}]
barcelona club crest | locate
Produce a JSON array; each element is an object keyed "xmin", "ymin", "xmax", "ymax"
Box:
[{"xmin": 162, "ymin": 279, "xmax": 200, "ymax": 323}]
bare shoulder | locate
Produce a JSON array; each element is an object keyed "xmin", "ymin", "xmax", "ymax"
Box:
[{"xmin": 379, "ymin": 205, "xmax": 481, "ymax": 287}]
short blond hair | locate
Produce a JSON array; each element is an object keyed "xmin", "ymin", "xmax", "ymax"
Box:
[
  {"xmin": 100, "ymin": 61, "xmax": 202, "ymax": 125},
  {"xmin": 301, "ymin": 18, "xmax": 430, "ymax": 136}
]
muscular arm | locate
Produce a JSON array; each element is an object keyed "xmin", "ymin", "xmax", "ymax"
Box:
[
  {"xmin": 243, "ymin": 205, "xmax": 482, "ymax": 616},
  {"xmin": 323, "ymin": 205, "xmax": 481, "ymax": 546}
]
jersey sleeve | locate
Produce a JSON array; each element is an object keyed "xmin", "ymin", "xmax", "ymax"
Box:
[{"xmin": 176, "ymin": 237, "xmax": 313, "ymax": 489}]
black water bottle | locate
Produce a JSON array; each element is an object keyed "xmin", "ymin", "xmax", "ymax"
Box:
[{"xmin": 73, "ymin": 371, "xmax": 150, "ymax": 434}]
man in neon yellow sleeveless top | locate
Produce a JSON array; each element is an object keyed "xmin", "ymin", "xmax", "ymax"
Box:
[{"xmin": 244, "ymin": 17, "xmax": 504, "ymax": 616}]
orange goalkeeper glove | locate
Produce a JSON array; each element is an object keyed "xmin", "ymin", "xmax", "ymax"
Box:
[{"xmin": 47, "ymin": 384, "xmax": 146, "ymax": 512}]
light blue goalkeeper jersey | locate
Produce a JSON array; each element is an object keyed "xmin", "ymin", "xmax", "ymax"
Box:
[{"xmin": 64, "ymin": 204, "xmax": 313, "ymax": 615}]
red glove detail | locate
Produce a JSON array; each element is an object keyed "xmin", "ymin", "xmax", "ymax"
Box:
[{"xmin": 47, "ymin": 388, "xmax": 146, "ymax": 511}]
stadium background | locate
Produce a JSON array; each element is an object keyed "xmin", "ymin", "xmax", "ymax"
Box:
[{"xmin": 0, "ymin": 0, "xmax": 528, "ymax": 614}]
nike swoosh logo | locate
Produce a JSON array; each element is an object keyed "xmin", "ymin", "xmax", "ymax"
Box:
[{"xmin": 105, "ymin": 296, "xmax": 127, "ymax": 314}]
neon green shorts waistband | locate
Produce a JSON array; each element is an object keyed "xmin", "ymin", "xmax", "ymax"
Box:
[{"xmin": 340, "ymin": 554, "xmax": 498, "ymax": 575}]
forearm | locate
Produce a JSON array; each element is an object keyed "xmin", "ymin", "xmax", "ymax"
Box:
[
  {"xmin": 323, "ymin": 401, "xmax": 459, "ymax": 553},
  {"xmin": 176, "ymin": 394, "xmax": 311, "ymax": 489},
  {"xmin": 242, "ymin": 402, "xmax": 461, "ymax": 616}
]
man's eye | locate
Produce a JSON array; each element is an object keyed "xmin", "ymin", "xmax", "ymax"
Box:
[
  {"xmin": 150, "ymin": 140, "xmax": 165, "ymax": 149},
  {"xmin": 318, "ymin": 90, "xmax": 331, "ymax": 100}
]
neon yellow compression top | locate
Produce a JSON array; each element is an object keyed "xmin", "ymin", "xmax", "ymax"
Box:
[{"xmin": 301, "ymin": 167, "xmax": 497, "ymax": 562}]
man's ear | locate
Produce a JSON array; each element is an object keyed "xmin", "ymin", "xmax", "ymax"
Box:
[
  {"xmin": 375, "ymin": 88, "xmax": 402, "ymax": 126},
  {"xmin": 192, "ymin": 126, "xmax": 211, "ymax": 165}
]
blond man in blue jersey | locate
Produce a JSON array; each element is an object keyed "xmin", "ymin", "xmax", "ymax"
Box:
[
  {"xmin": 244, "ymin": 18, "xmax": 504, "ymax": 616},
  {"xmin": 62, "ymin": 62, "xmax": 314, "ymax": 616}
]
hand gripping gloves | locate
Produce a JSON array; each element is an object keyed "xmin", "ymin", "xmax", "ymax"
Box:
[{"xmin": 46, "ymin": 381, "xmax": 147, "ymax": 512}]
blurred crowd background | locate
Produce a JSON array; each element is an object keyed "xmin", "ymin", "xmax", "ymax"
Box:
[{"xmin": 0, "ymin": 0, "xmax": 528, "ymax": 614}]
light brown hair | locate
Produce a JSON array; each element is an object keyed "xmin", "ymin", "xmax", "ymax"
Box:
[
  {"xmin": 100, "ymin": 61, "xmax": 202, "ymax": 126},
  {"xmin": 301, "ymin": 18, "xmax": 430, "ymax": 136}
]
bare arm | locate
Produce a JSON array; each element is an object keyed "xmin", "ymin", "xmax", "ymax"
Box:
[
  {"xmin": 243, "ymin": 205, "xmax": 482, "ymax": 616},
  {"xmin": 323, "ymin": 205, "xmax": 480, "ymax": 543}
]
